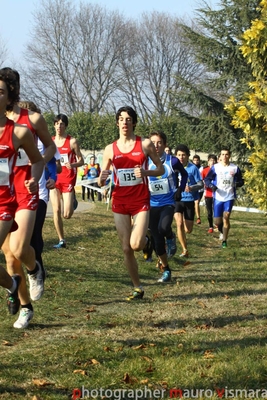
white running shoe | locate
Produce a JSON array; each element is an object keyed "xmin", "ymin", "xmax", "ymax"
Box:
[
  {"xmin": 28, "ymin": 261, "xmax": 44, "ymax": 301},
  {"xmin": 13, "ymin": 308, "xmax": 34, "ymax": 329},
  {"xmin": 219, "ymin": 233, "xmax": 224, "ymax": 241}
]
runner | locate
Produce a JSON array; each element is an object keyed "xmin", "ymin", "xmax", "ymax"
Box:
[
  {"xmin": 174, "ymin": 144, "xmax": 204, "ymax": 258},
  {"xmin": 147, "ymin": 131, "xmax": 188, "ymax": 282},
  {"xmin": 204, "ymin": 147, "xmax": 244, "ymax": 248},
  {"xmin": 0, "ymin": 68, "xmax": 44, "ymax": 327},
  {"xmin": 98, "ymin": 106, "xmax": 164, "ymax": 300},
  {"xmin": 50, "ymin": 114, "xmax": 84, "ymax": 249}
]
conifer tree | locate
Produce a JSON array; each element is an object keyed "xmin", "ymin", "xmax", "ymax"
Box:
[
  {"xmin": 225, "ymin": 0, "xmax": 267, "ymax": 210},
  {"xmin": 175, "ymin": 0, "xmax": 260, "ymax": 156}
]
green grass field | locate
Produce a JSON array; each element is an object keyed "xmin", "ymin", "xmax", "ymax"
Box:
[{"xmin": 0, "ymin": 199, "xmax": 267, "ymax": 400}]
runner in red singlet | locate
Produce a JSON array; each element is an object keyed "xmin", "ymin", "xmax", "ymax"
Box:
[
  {"xmin": 1, "ymin": 67, "xmax": 56, "ymax": 329},
  {"xmin": 50, "ymin": 114, "xmax": 84, "ymax": 249},
  {"xmin": 0, "ymin": 68, "xmax": 44, "ymax": 327},
  {"xmin": 98, "ymin": 106, "xmax": 164, "ymax": 301}
]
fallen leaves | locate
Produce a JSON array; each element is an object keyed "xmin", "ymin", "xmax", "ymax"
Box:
[
  {"xmin": 203, "ymin": 350, "xmax": 215, "ymax": 359},
  {"xmin": 32, "ymin": 378, "xmax": 54, "ymax": 387},
  {"xmin": 73, "ymin": 369, "xmax": 87, "ymax": 375},
  {"xmin": 2, "ymin": 340, "xmax": 12, "ymax": 346},
  {"xmin": 122, "ymin": 372, "xmax": 138, "ymax": 384},
  {"xmin": 197, "ymin": 301, "xmax": 207, "ymax": 309}
]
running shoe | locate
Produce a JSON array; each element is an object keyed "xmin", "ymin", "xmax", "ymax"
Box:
[
  {"xmin": 126, "ymin": 288, "xmax": 144, "ymax": 301},
  {"xmin": 28, "ymin": 261, "xmax": 45, "ymax": 301},
  {"xmin": 222, "ymin": 241, "xmax": 227, "ymax": 249},
  {"xmin": 13, "ymin": 308, "xmax": 34, "ymax": 329},
  {"xmin": 208, "ymin": 228, "xmax": 213, "ymax": 233},
  {"xmin": 179, "ymin": 249, "xmax": 189, "ymax": 258},
  {"xmin": 196, "ymin": 218, "xmax": 201, "ymax": 225},
  {"xmin": 219, "ymin": 233, "xmax": 224, "ymax": 241},
  {"xmin": 53, "ymin": 240, "xmax": 66, "ymax": 249},
  {"xmin": 7, "ymin": 274, "xmax": 21, "ymax": 315},
  {"xmin": 166, "ymin": 234, "xmax": 177, "ymax": 258},
  {"xmin": 143, "ymin": 231, "xmax": 153, "ymax": 260},
  {"xmin": 158, "ymin": 270, "xmax": 171, "ymax": 283}
]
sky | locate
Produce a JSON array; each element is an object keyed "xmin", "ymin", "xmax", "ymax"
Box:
[{"xmin": 0, "ymin": 0, "xmax": 217, "ymax": 66}]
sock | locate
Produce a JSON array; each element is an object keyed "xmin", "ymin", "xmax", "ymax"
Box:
[
  {"xmin": 21, "ymin": 303, "xmax": 33, "ymax": 311},
  {"xmin": 163, "ymin": 265, "xmax": 171, "ymax": 272},
  {"xmin": 218, "ymin": 222, "xmax": 223, "ymax": 233},
  {"xmin": 27, "ymin": 263, "xmax": 39, "ymax": 275},
  {"xmin": 7, "ymin": 277, "xmax": 17, "ymax": 294}
]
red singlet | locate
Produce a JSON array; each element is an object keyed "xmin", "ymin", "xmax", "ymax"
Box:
[{"xmin": 111, "ymin": 136, "xmax": 150, "ymax": 215}]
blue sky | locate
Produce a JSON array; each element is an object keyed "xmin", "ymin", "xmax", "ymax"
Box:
[{"xmin": 0, "ymin": 0, "xmax": 217, "ymax": 65}]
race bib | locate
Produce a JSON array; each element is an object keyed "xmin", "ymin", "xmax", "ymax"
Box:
[
  {"xmin": 16, "ymin": 149, "xmax": 30, "ymax": 167},
  {"xmin": 0, "ymin": 158, "xmax": 10, "ymax": 186},
  {"xmin": 149, "ymin": 178, "xmax": 169, "ymax": 195},
  {"xmin": 118, "ymin": 168, "xmax": 143, "ymax": 187},
  {"xmin": 60, "ymin": 153, "xmax": 69, "ymax": 165}
]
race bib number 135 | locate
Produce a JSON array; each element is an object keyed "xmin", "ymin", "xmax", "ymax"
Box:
[{"xmin": 118, "ymin": 168, "xmax": 142, "ymax": 186}]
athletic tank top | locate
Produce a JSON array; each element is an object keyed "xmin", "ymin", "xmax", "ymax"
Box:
[
  {"xmin": 14, "ymin": 108, "xmax": 37, "ymax": 193},
  {"xmin": 148, "ymin": 154, "xmax": 176, "ymax": 207},
  {"xmin": 112, "ymin": 136, "xmax": 149, "ymax": 203},
  {"xmin": 0, "ymin": 118, "xmax": 17, "ymax": 200},
  {"xmin": 52, "ymin": 134, "xmax": 77, "ymax": 184}
]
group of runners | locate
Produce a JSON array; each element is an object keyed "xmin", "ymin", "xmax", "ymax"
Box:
[
  {"xmin": 0, "ymin": 71, "xmax": 244, "ymax": 328},
  {"xmin": 99, "ymin": 106, "xmax": 244, "ymax": 300},
  {"xmin": 0, "ymin": 67, "xmax": 83, "ymax": 328}
]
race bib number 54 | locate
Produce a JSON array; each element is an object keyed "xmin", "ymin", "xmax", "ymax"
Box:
[{"xmin": 118, "ymin": 168, "xmax": 143, "ymax": 186}]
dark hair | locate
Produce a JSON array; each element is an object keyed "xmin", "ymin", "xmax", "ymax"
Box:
[
  {"xmin": 208, "ymin": 153, "xmax": 217, "ymax": 162},
  {"xmin": 149, "ymin": 130, "xmax": 167, "ymax": 146},
  {"xmin": 221, "ymin": 146, "xmax": 231, "ymax": 155},
  {"xmin": 1, "ymin": 67, "xmax": 20, "ymax": 88},
  {"xmin": 193, "ymin": 154, "xmax": 200, "ymax": 161},
  {"xmin": 175, "ymin": 144, "xmax": 190, "ymax": 156},
  {"xmin": 116, "ymin": 106, "xmax": 137, "ymax": 130},
  {"xmin": 0, "ymin": 68, "xmax": 20, "ymax": 111},
  {"xmin": 54, "ymin": 113, "xmax": 69, "ymax": 127}
]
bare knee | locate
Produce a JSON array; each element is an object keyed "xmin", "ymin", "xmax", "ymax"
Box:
[
  {"xmin": 130, "ymin": 235, "xmax": 145, "ymax": 252},
  {"xmin": 63, "ymin": 211, "xmax": 73, "ymax": 219},
  {"xmin": 122, "ymin": 243, "xmax": 134, "ymax": 257}
]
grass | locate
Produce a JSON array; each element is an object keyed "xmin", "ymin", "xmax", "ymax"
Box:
[{"xmin": 0, "ymin": 197, "xmax": 267, "ymax": 399}]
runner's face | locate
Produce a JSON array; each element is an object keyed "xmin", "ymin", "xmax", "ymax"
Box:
[
  {"xmin": 220, "ymin": 151, "xmax": 230, "ymax": 164},
  {"xmin": 0, "ymin": 80, "xmax": 9, "ymax": 113},
  {"xmin": 208, "ymin": 158, "xmax": 216, "ymax": 167},
  {"xmin": 117, "ymin": 112, "xmax": 134, "ymax": 135},
  {"xmin": 150, "ymin": 135, "xmax": 165, "ymax": 157},
  {"xmin": 54, "ymin": 120, "xmax": 66, "ymax": 135},
  {"xmin": 176, "ymin": 151, "xmax": 188, "ymax": 166}
]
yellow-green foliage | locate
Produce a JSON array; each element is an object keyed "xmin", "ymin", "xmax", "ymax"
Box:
[{"xmin": 225, "ymin": 0, "xmax": 267, "ymax": 210}]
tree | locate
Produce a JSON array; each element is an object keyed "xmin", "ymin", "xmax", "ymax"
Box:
[
  {"xmin": 22, "ymin": 0, "xmax": 128, "ymax": 114},
  {"xmin": 68, "ymin": 112, "xmax": 118, "ymax": 150},
  {"xmin": 0, "ymin": 35, "xmax": 7, "ymax": 67},
  {"xmin": 172, "ymin": 0, "xmax": 261, "ymax": 157},
  {"xmin": 21, "ymin": 0, "xmax": 204, "ymax": 128},
  {"xmin": 225, "ymin": 0, "xmax": 267, "ymax": 210},
  {"xmin": 116, "ymin": 12, "xmax": 204, "ymax": 122}
]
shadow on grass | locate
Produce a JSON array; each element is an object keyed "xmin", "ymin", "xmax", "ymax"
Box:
[{"xmin": 0, "ymin": 386, "xmax": 70, "ymax": 398}]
